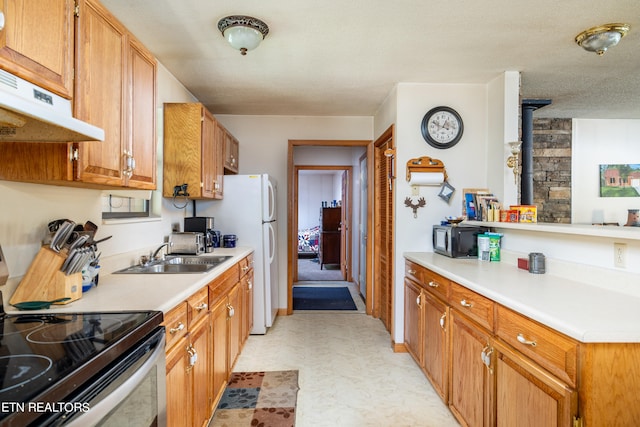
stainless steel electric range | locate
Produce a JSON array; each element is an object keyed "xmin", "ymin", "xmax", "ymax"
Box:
[{"xmin": 0, "ymin": 293, "xmax": 166, "ymax": 427}]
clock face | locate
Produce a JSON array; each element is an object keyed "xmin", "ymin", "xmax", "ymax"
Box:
[{"xmin": 421, "ymin": 106, "xmax": 464, "ymax": 149}]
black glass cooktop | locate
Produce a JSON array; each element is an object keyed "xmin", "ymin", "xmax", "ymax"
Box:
[{"xmin": 0, "ymin": 310, "xmax": 162, "ymax": 425}]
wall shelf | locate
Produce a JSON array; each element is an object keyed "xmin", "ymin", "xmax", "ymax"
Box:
[{"xmin": 466, "ymin": 220, "xmax": 640, "ymax": 241}]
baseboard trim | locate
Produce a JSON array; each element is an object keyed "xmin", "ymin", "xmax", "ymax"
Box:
[{"xmin": 393, "ymin": 341, "xmax": 408, "ymax": 353}]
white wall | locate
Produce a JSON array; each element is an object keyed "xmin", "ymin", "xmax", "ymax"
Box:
[
  {"xmin": 298, "ymin": 173, "xmax": 339, "ymax": 229},
  {"xmin": 572, "ymin": 119, "xmax": 640, "ymax": 225}
]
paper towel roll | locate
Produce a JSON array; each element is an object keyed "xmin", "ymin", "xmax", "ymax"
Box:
[{"xmin": 408, "ymin": 172, "xmax": 445, "ymax": 186}]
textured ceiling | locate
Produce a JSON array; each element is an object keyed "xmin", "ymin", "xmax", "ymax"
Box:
[{"xmin": 101, "ymin": 0, "xmax": 640, "ymax": 119}]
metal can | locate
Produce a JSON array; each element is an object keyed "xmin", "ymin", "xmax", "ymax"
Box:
[{"xmin": 528, "ymin": 252, "xmax": 546, "ymax": 274}]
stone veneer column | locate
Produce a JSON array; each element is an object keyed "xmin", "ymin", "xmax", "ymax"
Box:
[{"xmin": 532, "ymin": 118, "xmax": 572, "ymax": 223}]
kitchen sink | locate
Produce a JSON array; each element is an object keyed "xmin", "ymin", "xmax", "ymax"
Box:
[{"xmin": 113, "ymin": 255, "xmax": 232, "ymax": 274}]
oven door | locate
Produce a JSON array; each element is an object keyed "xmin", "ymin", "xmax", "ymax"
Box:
[{"xmin": 42, "ymin": 327, "xmax": 166, "ymax": 427}]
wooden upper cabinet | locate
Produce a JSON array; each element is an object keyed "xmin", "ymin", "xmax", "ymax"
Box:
[
  {"xmin": 74, "ymin": 0, "xmax": 156, "ymax": 189},
  {"xmin": 223, "ymin": 130, "xmax": 239, "ymax": 174},
  {"xmin": 0, "ymin": 0, "xmax": 157, "ymax": 189},
  {"xmin": 0, "ymin": 0, "xmax": 74, "ymax": 98},
  {"xmin": 126, "ymin": 36, "xmax": 157, "ymax": 189},
  {"xmin": 164, "ymin": 103, "xmax": 223, "ymax": 199}
]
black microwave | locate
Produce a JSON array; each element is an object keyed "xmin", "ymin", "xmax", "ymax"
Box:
[{"xmin": 433, "ymin": 224, "xmax": 489, "ymax": 258}]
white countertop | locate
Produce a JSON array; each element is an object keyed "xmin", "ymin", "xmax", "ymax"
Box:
[
  {"xmin": 2, "ymin": 247, "xmax": 253, "ymax": 316},
  {"xmin": 404, "ymin": 252, "xmax": 640, "ymax": 343}
]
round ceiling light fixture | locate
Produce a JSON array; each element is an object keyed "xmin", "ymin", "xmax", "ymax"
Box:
[
  {"xmin": 217, "ymin": 15, "xmax": 269, "ymax": 55},
  {"xmin": 575, "ymin": 23, "xmax": 630, "ymax": 56}
]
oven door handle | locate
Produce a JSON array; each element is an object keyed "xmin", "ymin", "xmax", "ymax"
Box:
[{"xmin": 65, "ymin": 332, "xmax": 166, "ymax": 427}]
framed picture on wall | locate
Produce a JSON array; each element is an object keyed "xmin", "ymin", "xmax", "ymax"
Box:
[{"xmin": 599, "ymin": 164, "xmax": 640, "ymax": 197}]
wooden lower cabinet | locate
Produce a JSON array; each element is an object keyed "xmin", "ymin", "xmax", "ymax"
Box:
[
  {"xmin": 493, "ymin": 339, "xmax": 576, "ymax": 427},
  {"xmin": 422, "ymin": 290, "xmax": 448, "ymax": 401},
  {"xmin": 449, "ymin": 310, "xmax": 494, "ymax": 427},
  {"xmin": 240, "ymin": 254, "xmax": 254, "ymax": 341},
  {"xmin": 403, "ymin": 278, "xmax": 422, "ymax": 364},
  {"xmin": 165, "ymin": 255, "xmax": 253, "ymax": 426}
]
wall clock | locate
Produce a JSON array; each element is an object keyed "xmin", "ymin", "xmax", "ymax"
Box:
[{"xmin": 421, "ymin": 106, "xmax": 464, "ymax": 149}]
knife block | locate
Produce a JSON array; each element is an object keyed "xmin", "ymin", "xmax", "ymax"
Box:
[{"xmin": 9, "ymin": 247, "xmax": 82, "ymax": 306}]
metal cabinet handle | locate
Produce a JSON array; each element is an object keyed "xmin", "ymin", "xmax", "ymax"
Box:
[
  {"xmin": 247, "ymin": 281, "xmax": 253, "ymax": 290},
  {"xmin": 169, "ymin": 322, "xmax": 185, "ymax": 335},
  {"xmin": 242, "ymin": 265, "xmax": 250, "ymax": 272},
  {"xmin": 460, "ymin": 299, "xmax": 473, "ymax": 308},
  {"xmin": 227, "ymin": 304, "xmax": 235, "ymax": 318},
  {"xmin": 517, "ymin": 333, "xmax": 537, "ymax": 347},
  {"xmin": 0, "ymin": 12, "xmax": 5, "ymax": 31},
  {"xmin": 408, "ymin": 269, "xmax": 416, "ymax": 275},
  {"xmin": 416, "ymin": 294, "xmax": 421, "ymax": 307},
  {"xmin": 481, "ymin": 345, "xmax": 494, "ymax": 374},
  {"xmin": 195, "ymin": 302, "xmax": 208, "ymax": 312},
  {"xmin": 439, "ymin": 312, "xmax": 446, "ymax": 329},
  {"xmin": 187, "ymin": 344, "xmax": 198, "ymax": 369},
  {"xmin": 428, "ymin": 280, "xmax": 438, "ymax": 288}
]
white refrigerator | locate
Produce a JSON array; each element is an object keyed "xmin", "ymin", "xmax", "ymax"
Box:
[{"xmin": 201, "ymin": 174, "xmax": 278, "ymax": 334}]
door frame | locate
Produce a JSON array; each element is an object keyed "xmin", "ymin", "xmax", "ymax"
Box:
[{"xmin": 287, "ymin": 140, "xmax": 373, "ymax": 315}]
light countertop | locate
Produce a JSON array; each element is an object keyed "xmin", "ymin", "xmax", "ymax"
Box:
[
  {"xmin": 2, "ymin": 247, "xmax": 253, "ymax": 316},
  {"xmin": 404, "ymin": 252, "xmax": 640, "ymax": 343}
]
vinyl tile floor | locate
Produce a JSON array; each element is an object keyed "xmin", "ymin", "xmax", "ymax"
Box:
[{"xmin": 232, "ymin": 291, "xmax": 460, "ymax": 427}]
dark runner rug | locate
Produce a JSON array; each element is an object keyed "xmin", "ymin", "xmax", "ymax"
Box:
[
  {"xmin": 292, "ymin": 286, "xmax": 357, "ymax": 310},
  {"xmin": 210, "ymin": 370, "xmax": 299, "ymax": 427}
]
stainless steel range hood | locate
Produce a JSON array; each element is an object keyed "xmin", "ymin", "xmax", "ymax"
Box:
[{"xmin": 0, "ymin": 69, "xmax": 104, "ymax": 142}]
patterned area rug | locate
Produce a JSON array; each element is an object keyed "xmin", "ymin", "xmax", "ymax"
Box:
[{"xmin": 209, "ymin": 371, "xmax": 299, "ymax": 427}]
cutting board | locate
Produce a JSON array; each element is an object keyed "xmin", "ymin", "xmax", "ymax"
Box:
[{"xmin": 9, "ymin": 247, "xmax": 81, "ymax": 305}]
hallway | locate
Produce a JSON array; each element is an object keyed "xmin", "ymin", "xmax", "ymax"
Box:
[{"xmin": 233, "ymin": 312, "xmax": 460, "ymax": 427}]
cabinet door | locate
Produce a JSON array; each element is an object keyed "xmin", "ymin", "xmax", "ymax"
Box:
[
  {"xmin": 493, "ymin": 340, "xmax": 577, "ymax": 427},
  {"xmin": 74, "ymin": 0, "xmax": 127, "ymax": 186},
  {"xmin": 201, "ymin": 110, "xmax": 216, "ymax": 198},
  {"xmin": 228, "ymin": 284, "xmax": 241, "ymax": 368},
  {"xmin": 224, "ymin": 132, "xmax": 239, "ymax": 173},
  {"xmin": 422, "ymin": 290, "xmax": 448, "ymax": 402},
  {"xmin": 212, "ymin": 122, "xmax": 225, "ymax": 199},
  {"xmin": 403, "ymin": 278, "xmax": 423, "ymax": 365},
  {"xmin": 241, "ymin": 269, "xmax": 254, "ymax": 342},
  {"xmin": 449, "ymin": 310, "xmax": 494, "ymax": 427},
  {"xmin": 126, "ymin": 36, "xmax": 156, "ymax": 189},
  {"xmin": 0, "ymin": 0, "xmax": 74, "ymax": 98},
  {"xmin": 210, "ymin": 297, "xmax": 229, "ymax": 405},
  {"xmin": 165, "ymin": 336, "xmax": 191, "ymax": 427},
  {"xmin": 191, "ymin": 315, "xmax": 212, "ymax": 427}
]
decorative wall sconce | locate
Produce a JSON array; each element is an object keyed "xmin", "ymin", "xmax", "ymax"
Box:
[
  {"xmin": 218, "ymin": 15, "xmax": 269, "ymax": 55},
  {"xmin": 506, "ymin": 141, "xmax": 522, "ymax": 184},
  {"xmin": 575, "ymin": 23, "xmax": 630, "ymax": 56}
]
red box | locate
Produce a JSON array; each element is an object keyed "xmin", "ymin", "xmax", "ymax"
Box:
[
  {"xmin": 517, "ymin": 258, "xmax": 529, "ymax": 270},
  {"xmin": 500, "ymin": 209, "xmax": 519, "ymax": 222}
]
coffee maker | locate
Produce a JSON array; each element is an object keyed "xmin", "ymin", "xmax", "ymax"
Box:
[{"xmin": 184, "ymin": 217, "xmax": 215, "ymax": 253}]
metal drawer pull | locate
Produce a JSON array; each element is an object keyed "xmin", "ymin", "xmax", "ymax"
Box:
[
  {"xmin": 460, "ymin": 299, "xmax": 473, "ymax": 308},
  {"xmin": 416, "ymin": 294, "xmax": 421, "ymax": 306},
  {"xmin": 408, "ymin": 269, "xmax": 416, "ymax": 274},
  {"xmin": 517, "ymin": 333, "xmax": 537, "ymax": 347},
  {"xmin": 428, "ymin": 281, "xmax": 438, "ymax": 288},
  {"xmin": 195, "ymin": 302, "xmax": 208, "ymax": 311},
  {"xmin": 242, "ymin": 266, "xmax": 250, "ymax": 272},
  {"xmin": 439, "ymin": 313, "xmax": 446, "ymax": 329},
  {"xmin": 169, "ymin": 322, "xmax": 185, "ymax": 335}
]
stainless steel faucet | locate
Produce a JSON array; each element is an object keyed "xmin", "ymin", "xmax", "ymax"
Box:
[{"xmin": 152, "ymin": 242, "xmax": 170, "ymax": 261}]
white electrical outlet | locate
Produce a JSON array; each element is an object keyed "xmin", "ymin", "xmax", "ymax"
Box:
[
  {"xmin": 411, "ymin": 186, "xmax": 419, "ymax": 196},
  {"xmin": 614, "ymin": 242, "xmax": 627, "ymax": 268}
]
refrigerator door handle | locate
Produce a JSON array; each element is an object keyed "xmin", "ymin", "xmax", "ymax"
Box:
[
  {"xmin": 267, "ymin": 222, "xmax": 276, "ymax": 264},
  {"xmin": 267, "ymin": 179, "xmax": 276, "ymax": 221}
]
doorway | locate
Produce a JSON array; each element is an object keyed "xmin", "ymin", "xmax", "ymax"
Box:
[
  {"xmin": 287, "ymin": 140, "xmax": 373, "ymax": 315},
  {"xmin": 296, "ymin": 167, "xmax": 349, "ymax": 282}
]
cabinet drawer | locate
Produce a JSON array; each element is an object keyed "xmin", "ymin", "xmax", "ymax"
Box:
[
  {"xmin": 239, "ymin": 254, "xmax": 254, "ymax": 277},
  {"xmin": 449, "ymin": 281, "xmax": 494, "ymax": 330},
  {"xmin": 422, "ymin": 268, "xmax": 450, "ymax": 302},
  {"xmin": 495, "ymin": 305, "xmax": 578, "ymax": 387},
  {"xmin": 164, "ymin": 301, "xmax": 188, "ymax": 349},
  {"xmin": 405, "ymin": 260, "xmax": 424, "ymax": 284},
  {"xmin": 188, "ymin": 286, "xmax": 210, "ymax": 327}
]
